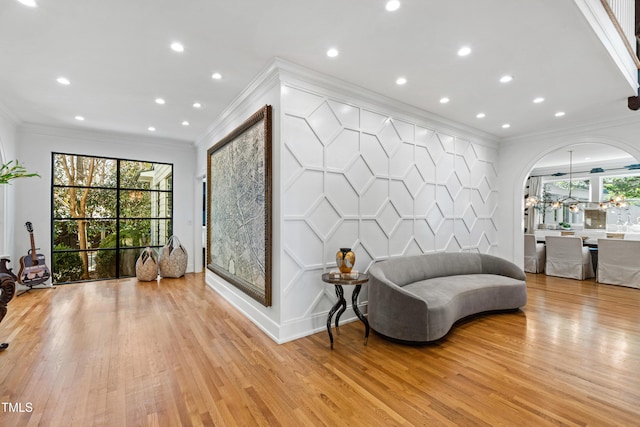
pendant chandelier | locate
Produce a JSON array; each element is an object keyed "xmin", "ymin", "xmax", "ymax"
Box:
[
  {"xmin": 531, "ymin": 150, "xmax": 582, "ymax": 212},
  {"xmin": 526, "ymin": 150, "xmax": 631, "ymax": 212}
]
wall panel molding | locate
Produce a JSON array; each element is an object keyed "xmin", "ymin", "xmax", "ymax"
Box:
[{"xmin": 281, "ymin": 84, "xmax": 499, "ymax": 333}]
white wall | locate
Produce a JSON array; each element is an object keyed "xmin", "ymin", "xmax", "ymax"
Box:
[
  {"xmin": 0, "ymin": 107, "xmax": 19, "ymax": 258},
  {"xmin": 13, "ymin": 124, "xmax": 197, "ymax": 289},
  {"xmin": 497, "ymin": 118, "xmax": 640, "ymax": 267},
  {"xmin": 195, "ymin": 61, "xmax": 283, "ymax": 341},
  {"xmin": 197, "ymin": 59, "xmax": 501, "ymax": 344},
  {"xmin": 279, "ymin": 79, "xmax": 500, "ymax": 342}
]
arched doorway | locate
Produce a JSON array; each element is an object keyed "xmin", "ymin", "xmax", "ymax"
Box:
[
  {"xmin": 524, "ymin": 143, "xmax": 639, "ymax": 233},
  {"xmin": 497, "ymin": 132, "xmax": 640, "ymax": 268}
]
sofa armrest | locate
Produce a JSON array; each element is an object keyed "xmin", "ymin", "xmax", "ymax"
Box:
[
  {"xmin": 480, "ymin": 254, "xmax": 526, "ymax": 281},
  {"xmin": 368, "ymin": 266, "xmax": 430, "ymax": 342}
]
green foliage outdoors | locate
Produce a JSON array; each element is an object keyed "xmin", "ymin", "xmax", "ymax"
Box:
[
  {"xmin": 549, "ymin": 179, "xmax": 590, "ymax": 191},
  {"xmin": 95, "ymin": 229, "xmax": 145, "ymax": 278},
  {"xmin": 53, "ymin": 154, "xmax": 171, "ymax": 281},
  {"xmin": 95, "ymin": 234, "xmax": 118, "ymax": 278},
  {"xmin": 52, "ymin": 244, "xmax": 83, "ymax": 283},
  {"xmin": 603, "ymin": 176, "xmax": 640, "ymax": 200}
]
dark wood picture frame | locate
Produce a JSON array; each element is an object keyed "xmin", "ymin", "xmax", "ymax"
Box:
[{"xmin": 207, "ymin": 105, "xmax": 272, "ymax": 306}]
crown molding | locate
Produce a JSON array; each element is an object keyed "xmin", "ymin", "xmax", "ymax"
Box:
[
  {"xmin": 502, "ymin": 112, "xmax": 640, "ymax": 144},
  {"xmin": 19, "ymin": 122, "xmax": 195, "ymax": 153},
  {"xmin": 195, "ymin": 57, "xmax": 500, "ymax": 150},
  {"xmin": 195, "ymin": 60, "xmax": 282, "ymax": 149},
  {"xmin": 272, "ymin": 58, "xmax": 499, "ymax": 147},
  {"xmin": 0, "ymin": 100, "xmax": 21, "ymax": 126}
]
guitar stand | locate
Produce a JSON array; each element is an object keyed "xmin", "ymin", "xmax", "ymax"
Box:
[{"xmin": 17, "ymin": 283, "xmax": 55, "ymax": 297}]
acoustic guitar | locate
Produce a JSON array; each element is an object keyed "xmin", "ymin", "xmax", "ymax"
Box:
[{"xmin": 18, "ymin": 222, "xmax": 50, "ymax": 286}]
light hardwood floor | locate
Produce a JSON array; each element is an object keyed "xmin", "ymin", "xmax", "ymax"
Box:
[{"xmin": 0, "ymin": 272, "xmax": 639, "ymax": 426}]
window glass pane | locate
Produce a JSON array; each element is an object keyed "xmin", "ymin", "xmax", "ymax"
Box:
[
  {"xmin": 120, "ymin": 161, "xmax": 172, "ymax": 190},
  {"xmin": 120, "ymin": 248, "xmax": 147, "ymax": 278},
  {"xmin": 53, "ymin": 188, "xmax": 117, "ymax": 219},
  {"xmin": 52, "ymin": 247, "xmax": 84, "ymax": 283},
  {"xmin": 53, "ymin": 155, "xmax": 117, "ymax": 187},
  {"xmin": 148, "ymin": 190, "xmax": 172, "ymax": 219},
  {"xmin": 53, "ymin": 220, "xmax": 79, "ymax": 249},
  {"xmin": 53, "ymin": 219, "xmax": 116, "ymax": 250},
  {"xmin": 602, "ymin": 176, "xmax": 640, "ymax": 200},
  {"xmin": 90, "ymin": 220, "xmax": 118, "ymax": 249},
  {"xmin": 120, "ymin": 190, "xmax": 153, "ymax": 218},
  {"xmin": 119, "ymin": 219, "xmax": 154, "ymax": 247},
  {"xmin": 52, "ymin": 153, "xmax": 172, "ymax": 284},
  {"xmin": 94, "ymin": 249, "xmax": 118, "ymax": 280}
]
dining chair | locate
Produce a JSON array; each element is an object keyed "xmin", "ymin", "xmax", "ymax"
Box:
[
  {"xmin": 545, "ymin": 236, "xmax": 594, "ymax": 280},
  {"xmin": 596, "ymin": 239, "xmax": 640, "ymax": 288},
  {"xmin": 524, "ymin": 234, "xmax": 545, "ymax": 273}
]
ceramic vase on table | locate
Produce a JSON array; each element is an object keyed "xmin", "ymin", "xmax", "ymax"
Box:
[{"xmin": 335, "ymin": 248, "xmax": 356, "ymax": 274}]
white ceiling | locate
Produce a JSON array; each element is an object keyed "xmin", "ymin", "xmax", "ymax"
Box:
[{"xmin": 0, "ymin": 0, "xmax": 638, "ymax": 145}]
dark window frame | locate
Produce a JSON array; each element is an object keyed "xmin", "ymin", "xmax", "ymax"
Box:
[{"xmin": 51, "ymin": 152, "xmax": 173, "ymax": 283}]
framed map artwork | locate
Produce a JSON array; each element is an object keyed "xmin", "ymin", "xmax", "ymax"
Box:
[{"xmin": 207, "ymin": 105, "xmax": 272, "ymax": 306}]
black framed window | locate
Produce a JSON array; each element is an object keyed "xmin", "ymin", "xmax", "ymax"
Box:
[{"xmin": 52, "ymin": 153, "xmax": 173, "ymax": 283}]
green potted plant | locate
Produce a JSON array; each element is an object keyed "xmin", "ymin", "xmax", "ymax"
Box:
[{"xmin": 0, "ymin": 160, "xmax": 39, "ymax": 184}]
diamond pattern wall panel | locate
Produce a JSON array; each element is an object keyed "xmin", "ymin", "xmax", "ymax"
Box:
[
  {"xmin": 307, "ymin": 102, "xmax": 342, "ymax": 145},
  {"xmin": 284, "ymin": 115, "xmax": 323, "ymax": 169},
  {"xmin": 282, "ymin": 86, "xmax": 499, "ymax": 325}
]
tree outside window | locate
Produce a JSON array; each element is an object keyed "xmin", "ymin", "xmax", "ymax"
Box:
[{"xmin": 52, "ymin": 154, "xmax": 173, "ymax": 283}]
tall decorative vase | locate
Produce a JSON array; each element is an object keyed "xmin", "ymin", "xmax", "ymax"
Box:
[{"xmin": 335, "ymin": 248, "xmax": 356, "ymax": 274}]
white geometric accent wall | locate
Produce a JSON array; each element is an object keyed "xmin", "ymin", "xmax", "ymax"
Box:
[{"xmin": 281, "ymin": 85, "xmax": 498, "ymax": 328}]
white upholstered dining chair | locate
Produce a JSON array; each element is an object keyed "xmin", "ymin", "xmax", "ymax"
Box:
[
  {"xmin": 596, "ymin": 239, "xmax": 640, "ymax": 288},
  {"xmin": 545, "ymin": 235, "xmax": 594, "ymax": 280},
  {"xmin": 524, "ymin": 234, "xmax": 545, "ymax": 273}
]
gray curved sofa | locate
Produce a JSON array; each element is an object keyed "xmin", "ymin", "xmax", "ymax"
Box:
[{"xmin": 368, "ymin": 252, "xmax": 527, "ymax": 343}]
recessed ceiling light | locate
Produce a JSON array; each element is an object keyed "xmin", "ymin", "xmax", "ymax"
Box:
[
  {"xmin": 17, "ymin": 0, "xmax": 37, "ymax": 7},
  {"xmin": 148, "ymin": 126, "xmax": 156, "ymax": 132},
  {"xmin": 439, "ymin": 97, "xmax": 450, "ymax": 104},
  {"xmin": 326, "ymin": 48, "xmax": 339, "ymax": 58},
  {"xmin": 457, "ymin": 46, "xmax": 471, "ymax": 56},
  {"xmin": 181, "ymin": 121, "xmax": 190, "ymax": 126},
  {"xmin": 555, "ymin": 111, "xmax": 565, "ymax": 117},
  {"xmin": 170, "ymin": 42, "xmax": 184, "ymax": 52},
  {"xmin": 396, "ymin": 77, "xmax": 407, "ymax": 85},
  {"xmin": 155, "ymin": 98, "xmax": 165, "ymax": 105},
  {"xmin": 193, "ymin": 102, "xmax": 202, "ymax": 109},
  {"xmin": 499, "ymin": 75, "xmax": 513, "ymax": 83},
  {"xmin": 385, "ymin": 1, "xmax": 401, "ymax": 12},
  {"xmin": 476, "ymin": 113, "xmax": 486, "ymax": 119},
  {"xmin": 533, "ymin": 97, "xmax": 545, "ymax": 103},
  {"xmin": 502, "ymin": 123, "xmax": 511, "ymax": 129},
  {"xmin": 74, "ymin": 116, "xmax": 85, "ymax": 121},
  {"xmin": 56, "ymin": 77, "xmax": 71, "ymax": 85},
  {"xmin": 211, "ymin": 72, "xmax": 222, "ymax": 80}
]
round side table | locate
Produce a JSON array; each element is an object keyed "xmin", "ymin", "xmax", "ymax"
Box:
[{"xmin": 321, "ymin": 272, "xmax": 370, "ymax": 349}]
